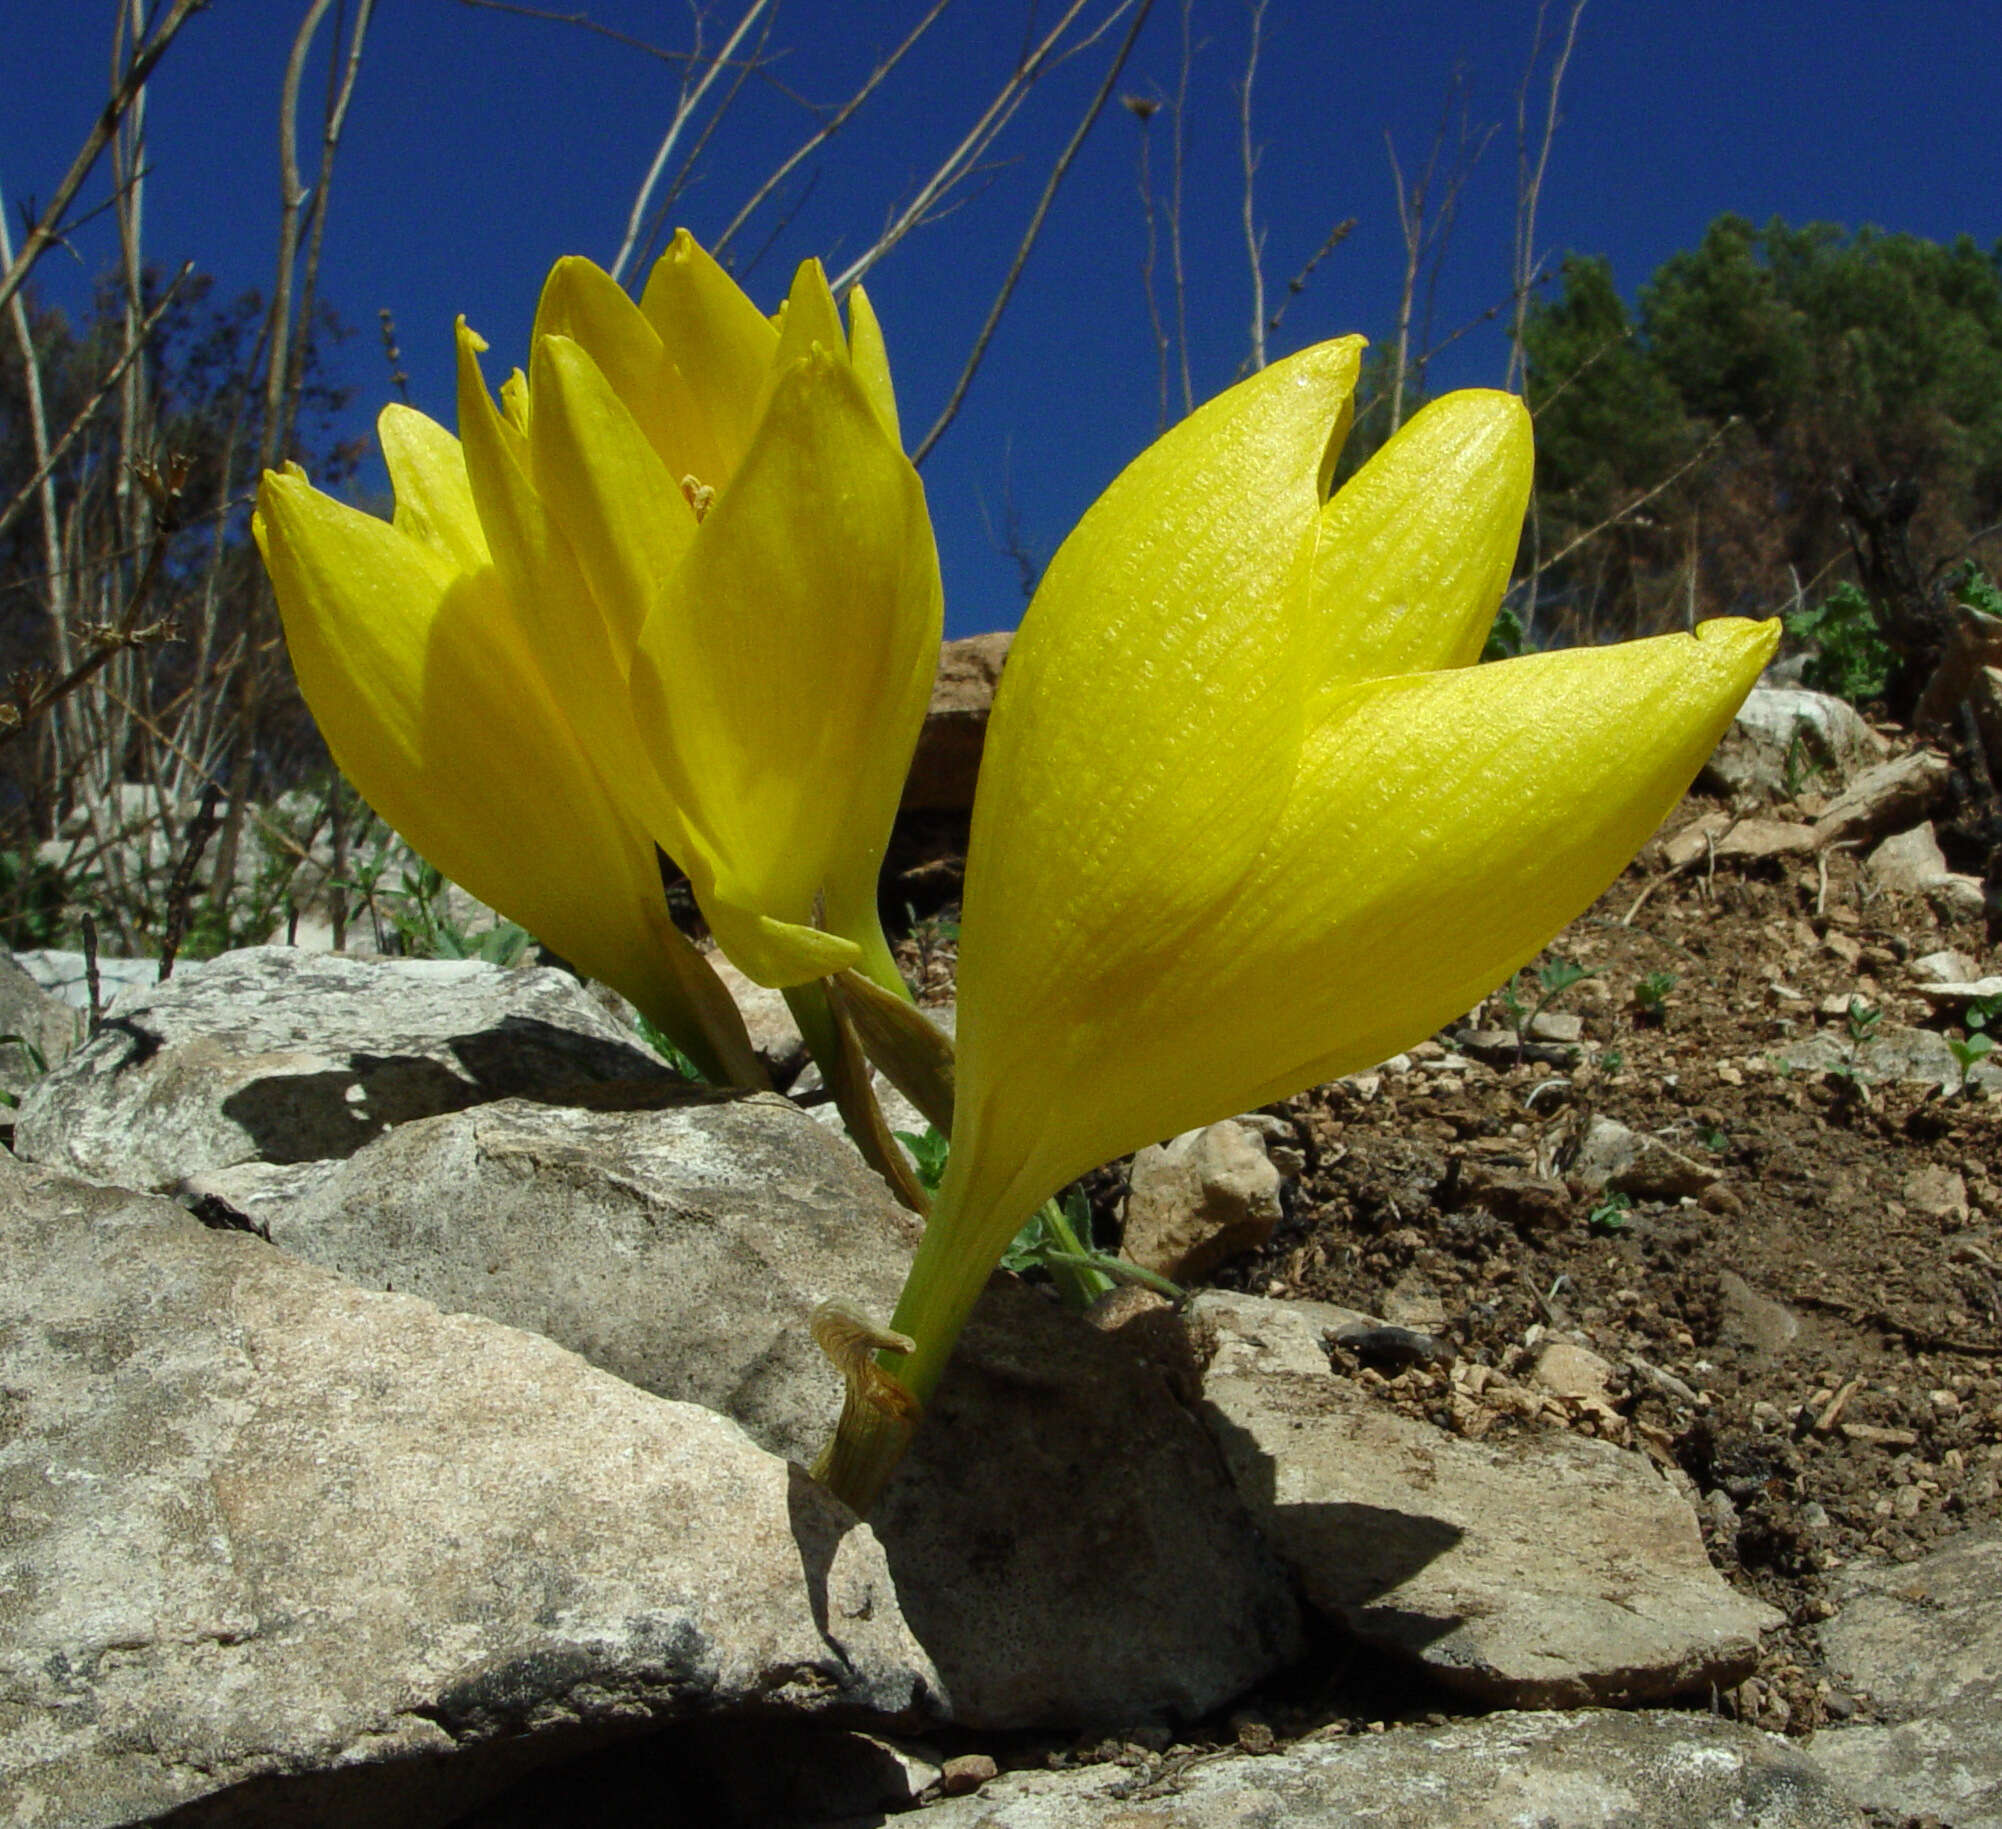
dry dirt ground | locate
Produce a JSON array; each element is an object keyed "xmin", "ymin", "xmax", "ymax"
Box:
[{"xmin": 889, "ymin": 789, "xmax": 2002, "ymax": 1776}]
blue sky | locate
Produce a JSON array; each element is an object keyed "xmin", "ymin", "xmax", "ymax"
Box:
[{"xmin": 7, "ymin": 1, "xmax": 2002, "ymax": 636}]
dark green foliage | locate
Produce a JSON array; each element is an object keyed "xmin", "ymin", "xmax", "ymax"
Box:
[
  {"xmin": 1522, "ymin": 217, "xmax": 2002, "ymax": 644},
  {"xmin": 1783, "ymin": 581, "xmax": 1894, "ymax": 703}
]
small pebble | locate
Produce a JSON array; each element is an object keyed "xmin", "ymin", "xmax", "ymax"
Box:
[{"xmin": 940, "ymin": 1753, "xmax": 998, "ymax": 1796}]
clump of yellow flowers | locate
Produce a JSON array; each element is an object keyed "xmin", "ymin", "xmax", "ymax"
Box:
[{"xmin": 258, "ymin": 237, "xmax": 1776, "ymax": 1518}]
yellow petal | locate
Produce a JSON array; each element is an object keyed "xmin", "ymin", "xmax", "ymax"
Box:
[
  {"xmin": 845, "ymin": 282, "xmax": 901, "ymax": 446},
  {"xmin": 772, "ymin": 257, "xmax": 847, "ymax": 369},
  {"xmin": 377, "ymin": 405, "xmax": 489, "ymax": 575},
  {"xmin": 958, "ymin": 338, "xmax": 1365, "ymax": 1056},
  {"xmin": 954, "ymin": 618, "xmax": 1780, "ymax": 1227},
  {"xmin": 454, "ymin": 319, "xmax": 679, "ymax": 841},
  {"xmin": 638, "ymin": 229, "xmax": 780, "ymax": 490},
  {"xmin": 1311, "ymin": 391, "xmax": 1532, "ymax": 692},
  {"xmin": 528, "ymin": 333, "xmax": 694, "ymax": 669},
  {"xmin": 252, "ymin": 470, "xmax": 757, "ymax": 1080},
  {"xmin": 531, "ymin": 253, "xmax": 722, "ymax": 489},
  {"xmin": 628, "ymin": 347, "xmax": 941, "ymax": 988}
]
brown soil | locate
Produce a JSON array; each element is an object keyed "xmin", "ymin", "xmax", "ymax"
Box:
[{"xmin": 892, "ymin": 788, "xmax": 2002, "ymax": 1754}]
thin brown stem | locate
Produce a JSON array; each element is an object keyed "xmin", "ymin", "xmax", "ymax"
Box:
[
  {"xmin": 0, "ymin": 0, "xmax": 206, "ymax": 320},
  {"xmin": 912, "ymin": 0, "xmax": 1156, "ymax": 465}
]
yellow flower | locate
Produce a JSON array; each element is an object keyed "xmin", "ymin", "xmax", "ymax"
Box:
[
  {"xmin": 256, "ymin": 234, "xmax": 941, "ymax": 1076},
  {"xmin": 824, "ymin": 341, "xmax": 1777, "ymax": 1508}
]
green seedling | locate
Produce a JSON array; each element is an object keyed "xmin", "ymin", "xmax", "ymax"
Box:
[
  {"xmin": 1698, "ymin": 1122, "xmax": 1728, "ymax": 1153},
  {"xmin": 0, "ymin": 1031, "xmax": 49, "ymax": 1110},
  {"xmin": 633, "ymin": 1013, "xmax": 707, "ymax": 1083},
  {"xmin": 1947, "ymin": 1032, "xmax": 1995, "ymax": 1097},
  {"xmin": 1498, "ymin": 956, "xmax": 1601, "ymax": 1057},
  {"xmin": 1947, "ymin": 991, "xmax": 2002, "ymax": 1098},
  {"xmin": 1845, "ymin": 997, "xmax": 1881, "ymax": 1045},
  {"xmin": 1632, "ymin": 970, "xmax": 1677, "ymax": 1020},
  {"xmin": 1587, "ymin": 1191, "xmax": 1633, "ymax": 1234}
]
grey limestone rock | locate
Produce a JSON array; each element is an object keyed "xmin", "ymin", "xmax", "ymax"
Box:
[
  {"xmin": 1811, "ymin": 1527, "xmax": 2002, "ymax": 1828},
  {"xmin": 868, "ymin": 1277, "xmax": 1303, "ymax": 1731},
  {"xmin": 0, "ymin": 948, "xmax": 77, "ymax": 1102},
  {"xmin": 12, "ymin": 945, "xmax": 675, "ymax": 1190},
  {"xmin": 0, "ymin": 1154, "xmax": 936, "ymax": 1828},
  {"xmin": 1191, "ymin": 1292, "xmax": 1781, "ymax": 1707},
  {"xmin": 186, "ymin": 1093, "xmax": 919, "ymax": 1467},
  {"xmin": 1699, "ymin": 686, "xmax": 1883, "ymax": 801},
  {"xmin": 858, "ymin": 1709, "xmax": 1863, "ymax": 1828}
]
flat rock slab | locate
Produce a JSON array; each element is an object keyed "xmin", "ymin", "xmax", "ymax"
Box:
[
  {"xmin": 869, "ymin": 1278, "xmax": 1302, "ymax": 1732},
  {"xmin": 190, "ymin": 1094, "xmax": 918, "ymax": 1466},
  {"xmin": 1810, "ymin": 1527, "xmax": 2002, "ymax": 1828},
  {"xmin": 855, "ymin": 1710, "xmax": 1863, "ymax": 1828},
  {"xmin": 0, "ymin": 950, "xmax": 77, "ymax": 1101},
  {"xmin": 1192, "ymin": 1292, "xmax": 1780, "ymax": 1707},
  {"xmin": 12, "ymin": 946, "xmax": 675, "ymax": 1190},
  {"xmin": 1781, "ymin": 1023, "xmax": 2002, "ymax": 1092},
  {"xmin": 0, "ymin": 1156, "xmax": 936, "ymax": 1829}
]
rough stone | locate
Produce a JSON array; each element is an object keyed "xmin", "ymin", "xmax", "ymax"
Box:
[
  {"xmin": 1532, "ymin": 1339, "xmax": 1616, "ymax": 1402},
  {"xmin": 1867, "ymin": 820, "xmax": 1952, "ymax": 894},
  {"xmin": 0, "ymin": 1155, "xmax": 936, "ymax": 1828},
  {"xmin": 11, "ymin": 946, "xmax": 675, "ymax": 1191},
  {"xmin": 1569, "ymin": 1114, "xmax": 1720, "ymax": 1200},
  {"xmin": 1121, "ymin": 1119, "xmax": 1285, "ymax": 1282},
  {"xmin": 1909, "ymin": 972, "xmax": 2002, "ymax": 1013},
  {"xmin": 872, "ymin": 1710, "xmax": 1863, "ymax": 1828},
  {"xmin": 1781, "ymin": 1023, "xmax": 2002, "ymax": 1092},
  {"xmin": 0, "ymin": 950, "xmax": 77, "ymax": 1103},
  {"xmin": 902, "ymin": 631, "xmax": 1012, "ymax": 812},
  {"xmin": 1812, "ymin": 749, "xmax": 1953, "ymax": 850},
  {"xmin": 1811, "ymin": 1527, "xmax": 2002, "ymax": 1828},
  {"xmin": 1715, "ymin": 818, "xmax": 1819, "ymax": 862},
  {"xmin": 869, "ymin": 1277, "xmax": 1303, "ymax": 1730},
  {"xmin": 8, "ymin": 946, "xmax": 161, "ymax": 1010},
  {"xmin": 1909, "ymin": 949, "xmax": 1983, "ymax": 985},
  {"xmin": 1902, "ymin": 1164, "xmax": 1971, "ymax": 1220},
  {"xmin": 1192, "ymin": 1293, "xmax": 1779, "ymax": 1707},
  {"xmin": 1715, "ymin": 1269, "xmax": 1802, "ymax": 1360},
  {"xmin": 1700, "ymin": 686, "xmax": 1884, "ymax": 800},
  {"xmin": 1659, "ymin": 809, "xmax": 1734, "ymax": 871},
  {"xmin": 184, "ymin": 1095, "xmax": 919, "ymax": 1467}
]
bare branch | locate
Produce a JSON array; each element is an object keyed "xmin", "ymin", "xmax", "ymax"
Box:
[
  {"xmin": 1237, "ymin": 0, "xmax": 1268, "ymax": 372},
  {"xmin": 0, "ymin": 0, "xmax": 206, "ymax": 320},
  {"xmin": 1525, "ymin": 416, "xmax": 1739, "ymax": 583},
  {"xmin": 912, "ymin": 0, "xmax": 1157, "ymax": 466},
  {"xmin": 450, "ymin": 0, "xmax": 705, "ymax": 63},
  {"xmin": 1507, "ymin": 0, "xmax": 1585, "ymax": 392},
  {"xmin": 610, "ymin": 0, "xmax": 773, "ymax": 285},
  {"xmin": 713, "ymin": 0, "xmax": 956, "ymax": 258},
  {"xmin": 1262, "ymin": 215, "xmax": 1354, "ymax": 346},
  {"xmin": 0, "ymin": 262, "xmax": 193, "ymax": 549},
  {"xmin": 830, "ymin": 0, "xmax": 1121, "ymax": 295},
  {"xmin": 1169, "ymin": 0, "xmax": 1194, "ymax": 415},
  {"xmin": 1125, "ymin": 95, "xmax": 1170, "ymax": 431}
]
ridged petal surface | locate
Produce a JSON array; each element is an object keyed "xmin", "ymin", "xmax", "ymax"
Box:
[
  {"xmin": 1311, "ymin": 391, "xmax": 1533, "ymax": 690},
  {"xmin": 628, "ymin": 347, "xmax": 941, "ymax": 987},
  {"xmin": 953, "ymin": 338, "xmax": 1364, "ymax": 1099}
]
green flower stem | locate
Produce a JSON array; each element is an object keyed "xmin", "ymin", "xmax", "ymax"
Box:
[
  {"xmin": 818, "ymin": 1165, "xmax": 1023, "ymax": 1515},
  {"xmin": 1031, "ymin": 1196, "xmax": 1115, "ymax": 1309}
]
